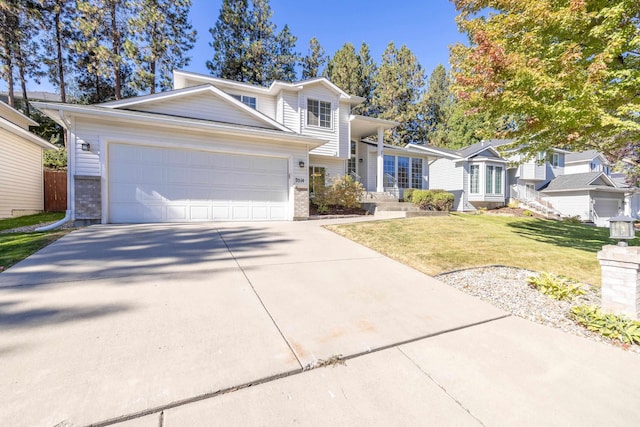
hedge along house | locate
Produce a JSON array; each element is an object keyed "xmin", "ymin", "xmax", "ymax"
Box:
[
  {"xmin": 32, "ymin": 70, "xmax": 421, "ymax": 224},
  {"xmin": 0, "ymin": 101, "xmax": 58, "ymax": 219}
]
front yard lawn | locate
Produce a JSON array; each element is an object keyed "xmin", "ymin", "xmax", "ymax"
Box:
[
  {"xmin": 0, "ymin": 213, "xmax": 70, "ymax": 271},
  {"xmin": 327, "ymin": 213, "xmax": 638, "ymax": 286}
]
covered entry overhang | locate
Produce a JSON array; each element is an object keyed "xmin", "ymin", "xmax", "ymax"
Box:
[{"xmin": 350, "ymin": 115, "xmax": 398, "ymax": 192}]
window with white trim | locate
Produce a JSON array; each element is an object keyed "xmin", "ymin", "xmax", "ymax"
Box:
[
  {"xmin": 485, "ymin": 165, "xmax": 503, "ymax": 194},
  {"xmin": 550, "ymin": 153, "xmax": 560, "ymax": 167},
  {"xmin": 470, "ymin": 164, "xmax": 480, "ymax": 194},
  {"xmin": 307, "ymin": 99, "xmax": 331, "ymax": 128},
  {"xmin": 231, "ymin": 94, "xmax": 257, "ymax": 109},
  {"xmin": 411, "ymin": 159, "xmax": 423, "ymax": 189}
]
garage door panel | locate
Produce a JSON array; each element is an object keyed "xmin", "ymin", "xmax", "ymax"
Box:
[{"xmin": 109, "ymin": 144, "xmax": 289, "ymax": 223}]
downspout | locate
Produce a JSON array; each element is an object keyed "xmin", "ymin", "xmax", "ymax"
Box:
[{"xmin": 36, "ymin": 110, "xmax": 72, "ymax": 232}]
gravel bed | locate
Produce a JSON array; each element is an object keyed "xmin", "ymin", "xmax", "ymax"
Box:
[
  {"xmin": 0, "ymin": 220, "xmax": 75, "ymax": 234},
  {"xmin": 436, "ymin": 266, "xmax": 640, "ymax": 356}
]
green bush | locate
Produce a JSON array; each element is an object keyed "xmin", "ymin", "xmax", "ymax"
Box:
[
  {"xmin": 562, "ymin": 215, "xmax": 582, "ymax": 224},
  {"xmin": 507, "ymin": 201, "xmax": 520, "ymax": 209},
  {"xmin": 403, "ymin": 188, "xmax": 416, "ymax": 202},
  {"xmin": 522, "ymin": 210, "xmax": 534, "ymax": 216},
  {"xmin": 527, "ymin": 272, "xmax": 587, "ymax": 301},
  {"xmin": 312, "ymin": 175, "xmax": 364, "ymax": 210},
  {"xmin": 410, "ymin": 189, "xmax": 454, "ymax": 211},
  {"xmin": 43, "ymin": 147, "xmax": 67, "ymax": 170},
  {"xmin": 570, "ymin": 305, "xmax": 640, "ymax": 345}
]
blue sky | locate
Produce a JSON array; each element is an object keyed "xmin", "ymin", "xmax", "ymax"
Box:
[
  {"xmin": 26, "ymin": 0, "xmax": 465, "ymax": 92},
  {"xmin": 187, "ymin": 0, "xmax": 466, "ymax": 77}
]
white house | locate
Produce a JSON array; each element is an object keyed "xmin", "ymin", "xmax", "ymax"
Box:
[
  {"xmin": 0, "ymin": 101, "xmax": 57, "ymax": 219},
  {"xmin": 424, "ymin": 140, "xmax": 509, "ymax": 211},
  {"xmin": 33, "ymin": 70, "xmax": 443, "ymax": 224}
]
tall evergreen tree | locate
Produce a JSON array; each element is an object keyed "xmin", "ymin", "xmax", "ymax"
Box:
[
  {"xmin": 422, "ymin": 64, "xmax": 452, "ymax": 146},
  {"xmin": 325, "ymin": 42, "xmax": 361, "ymax": 95},
  {"xmin": 301, "ymin": 37, "xmax": 326, "ymax": 79},
  {"xmin": 40, "ymin": 0, "xmax": 76, "ymax": 103},
  {"xmin": 127, "ymin": 0, "xmax": 196, "ymax": 93},
  {"xmin": 356, "ymin": 42, "xmax": 376, "ymax": 116},
  {"xmin": 208, "ymin": 0, "xmax": 298, "ymax": 85},
  {"xmin": 373, "ymin": 42, "xmax": 426, "ymax": 145},
  {"xmin": 75, "ymin": 0, "xmax": 131, "ymax": 100},
  {"xmin": 207, "ymin": 0, "xmax": 250, "ymax": 81}
]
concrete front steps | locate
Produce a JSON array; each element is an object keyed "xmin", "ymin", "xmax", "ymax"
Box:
[{"xmin": 360, "ymin": 201, "xmax": 449, "ymax": 218}]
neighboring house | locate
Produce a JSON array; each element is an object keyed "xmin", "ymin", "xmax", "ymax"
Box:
[
  {"xmin": 32, "ymin": 70, "xmax": 444, "ymax": 224},
  {"xmin": 0, "ymin": 101, "xmax": 58, "ymax": 218},
  {"xmin": 425, "ymin": 140, "xmax": 509, "ymax": 211},
  {"xmin": 611, "ymin": 173, "xmax": 640, "ymax": 219},
  {"xmin": 564, "ymin": 150, "xmax": 611, "ymax": 175}
]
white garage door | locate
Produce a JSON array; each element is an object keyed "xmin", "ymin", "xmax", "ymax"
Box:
[
  {"xmin": 593, "ymin": 197, "xmax": 620, "ymax": 227},
  {"xmin": 108, "ymin": 144, "xmax": 289, "ymax": 223}
]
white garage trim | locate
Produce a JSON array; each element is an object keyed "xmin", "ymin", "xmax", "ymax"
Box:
[{"xmin": 100, "ymin": 140, "xmax": 294, "ymax": 223}]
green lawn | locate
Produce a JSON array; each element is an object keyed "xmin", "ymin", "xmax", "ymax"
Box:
[
  {"xmin": 326, "ymin": 213, "xmax": 637, "ymax": 286},
  {"xmin": 0, "ymin": 213, "xmax": 70, "ymax": 271}
]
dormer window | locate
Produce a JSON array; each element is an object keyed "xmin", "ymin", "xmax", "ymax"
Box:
[
  {"xmin": 307, "ymin": 99, "xmax": 331, "ymax": 128},
  {"xmin": 232, "ymin": 94, "xmax": 257, "ymax": 109}
]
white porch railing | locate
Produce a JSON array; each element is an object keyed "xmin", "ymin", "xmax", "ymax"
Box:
[
  {"xmin": 383, "ymin": 173, "xmax": 400, "ymax": 199},
  {"xmin": 511, "ymin": 184, "xmax": 562, "ymax": 217},
  {"xmin": 349, "ymin": 171, "xmax": 361, "ymax": 183}
]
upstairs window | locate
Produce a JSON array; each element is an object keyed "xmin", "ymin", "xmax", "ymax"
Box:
[
  {"xmin": 550, "ymin": 153, "xmax": 560, "ymax": 167},
  {"xmin": 307, "ymin": 99, "xmax": 331, "ymax": 128},
  {"xmin": 232, "ymin": 94, "xmax": 257, "ymax": 109}
]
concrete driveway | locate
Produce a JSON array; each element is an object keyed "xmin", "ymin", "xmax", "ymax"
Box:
[{"xmin": 1, "ymin": 221, "xmax": 639, "ymax": 426}]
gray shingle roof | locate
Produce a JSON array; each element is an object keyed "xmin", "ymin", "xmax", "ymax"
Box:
[
  {"xmin": 564, "ymin": 150, "xmax": 603, "ymax": 163},
  {"xmin": 456, "ymin": 139, "xmax": 511, "ymax": 158},
  {"xmin": 542, "ymin": 172, "xmax": 612, "ymax": 191}
]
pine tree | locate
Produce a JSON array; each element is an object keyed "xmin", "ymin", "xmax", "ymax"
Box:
[
  {"xmin": 207, "ymin": 0, "xmax": 250, "ymax": 81},
  {"xmin": 208, "ymin": 0, "xmax": 298, "ymax": 85},
  {"xmin": 325, "ymin": 43, "xmax": 361, "ymax": 95},
  {"xmin": 40, "ymin": 0, "xmax": 76, "ymax": 104},
  {"xmin": 422, "ymin": 64, "xmax": 452, "ymax": 146},
  {"xmin": 355, "ymin": 42, "xmax": 376, "ymax": 116},
  {"xmin": 75, "ymin": 0, "xmax": 131, "ymax": 100},
  {"xmin": 127, "ymin": 0, "xmax": 196, "ymax": 93},
  {"xmin": 301, "ymin": 37, "xmax": 326, "ymax": 79},
  {"xmin": 373, "ymin": 42, "xmax": 426, "ymax": 145}
]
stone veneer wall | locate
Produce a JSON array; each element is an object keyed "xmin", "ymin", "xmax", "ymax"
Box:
[
  {"xmin": 74, "ymin": 175, "xmax": 101, "ymax": 225},
  {"xmin": 598, "ymin": 245, "xmax": 640, "ymax": 320},
  {"xmin": 293, "ymin": 186, "xmax": 309, "ymax": 220}
]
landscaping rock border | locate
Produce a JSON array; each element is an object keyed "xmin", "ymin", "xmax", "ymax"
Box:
[{"xmin": 436, "ymin": 266, "xmax": 640, "ymax": 356}]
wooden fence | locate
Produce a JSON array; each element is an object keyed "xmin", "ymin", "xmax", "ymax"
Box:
[{"xmin": 44, "ymin": 170, "xmax": 67, "ymax": 212}]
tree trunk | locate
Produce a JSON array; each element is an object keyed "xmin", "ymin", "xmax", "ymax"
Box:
[
  {"xmin": 18, "ymin": 57, "xmax": 29, "ymax": 115},
  {"xmin": 2, "ymin": 37, "xmax": 15, "ymax": 107},
  {"xmin": 54, "ymin": 4, "xmax": 66, "ymax": 103},
  {"xmin": 109, "ymin": 2, "xmax": 122, "ymax": 100}
]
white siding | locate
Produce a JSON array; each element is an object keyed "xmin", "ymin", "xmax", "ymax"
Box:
[
  {"xmin": 564, "ymin": 163, "xmax": 590, "ymax": 175},
  {"xmin": 302, "ymin": 86, "xmax": 341, "ymax": 158},
  {"xmin": 309, "ymin": 155, "xmax": 345, "ymax": 185},
  {"xmin": 0, "ymin": 128, "xmax": 44, "ymax": 218},
  {"xmin": 281, "ymin": 91, "xmax": 299, "ymax": 133},
  {"xmin": 338, "ymin": 102, "xmax": 350, "ymax": 158},
  {"xmin": 430, "ymin": 158, "xmax": 464, "ymax": 211},
  {"xmin": 126, "ymin": 92, "xmax": 273, "ymax": 129},
  {"xmin": 541, "ymin": 191, "xmax": 590, "ymax": 220}
]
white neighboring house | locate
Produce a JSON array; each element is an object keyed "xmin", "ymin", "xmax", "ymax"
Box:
[
  {"xmin": 424, "ymin": 140, "xmax": 509, "ymax": 211},
  {"xmin": 505, "ymin": 144, "xmax": 629, "ymax": 227},
  {"xmin": 0, "ymin": 101, "xmax": 57, "ymax": 219},
  {"xmin": 32, "ymin": 70, "xmax": 444, "ymax": 224}
]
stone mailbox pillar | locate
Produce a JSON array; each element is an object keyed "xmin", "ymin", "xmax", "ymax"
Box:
[{"xmin": 597, "ymin": 245, "xmax": 640, "ymax": 320}]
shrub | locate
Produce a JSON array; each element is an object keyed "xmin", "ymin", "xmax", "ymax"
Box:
[
  {"xmin": 312, "ymin": 175, "xmax": 364, "ymax": 210},
  {"xmin": 527, "ymin": 272, "xmax": 587, "ymax": 301},
  {"xmin": 432, "ymin": 192, "xmax": 454, "ymax": 211},
  {"xmin": 570, "ymin": 305, "xmax": 640, "ymax": 345},
  {"xmin": 411, "ymin": 189, "xmax": 454, "ymax": 211},
  {"xmin": 507, "ymin": 201, "xmax": 520, "ymax": 209},
  {"xmin": 403, "ymin": 188, "xmax": 416, "ymax": 202},
  {"xmin": 43, "ymin": 147, "xmax": 67, "ymax": 170},
  {"xmin": 522, "ymin": 210, "xmax": 534, "ymax": 216},
  {"xmin": 562, "ymin": 215, "xmax": 582, "ymax": 224}
]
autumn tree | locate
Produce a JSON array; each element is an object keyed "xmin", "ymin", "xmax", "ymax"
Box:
[
  {"xmin": 127, "ymin": 0, "xmax": 196, "ymax": 93},
  {"xmin": 301, "ymin": 37, "xmax": 326, "ymax": 79},
  {"xmin": 373, "ymin": 42, "xmax": 426, "ymax": 145},
  {"xmin": 450, "ymin": 0, "xmax": 640, "ymax": 180}
]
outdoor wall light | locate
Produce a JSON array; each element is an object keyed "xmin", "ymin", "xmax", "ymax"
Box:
[
  {"xmin": 81, "ymin": 142, "xmax": 91, "ymax": 151},
  {"xmin": 609, "ymin": 215, "xmax": 636, "ymax": 247},
  {"xmin": 359, "ymin": 158, "xmax": 363, "ymax": 163},
  {"xmin": 299, "ymin": 160, "xmax": 305, "ymax": 168}
]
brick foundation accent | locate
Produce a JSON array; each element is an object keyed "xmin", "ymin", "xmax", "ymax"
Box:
[
  {"xmin": 293, "ymin": 186, "xmax": 309, "ymax": 220},
  {"xmin": 598, "ymin": 245, "xmax": 640, "ymax": 320},
  {"xmin": 74, "ymin": 175, "xmax": 101, "ymax": 225}
]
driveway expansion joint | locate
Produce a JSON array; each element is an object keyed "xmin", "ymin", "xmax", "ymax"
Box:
[{"xmin": 397, "ymin": 347, "xmax": 486, "ymax": 426}]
